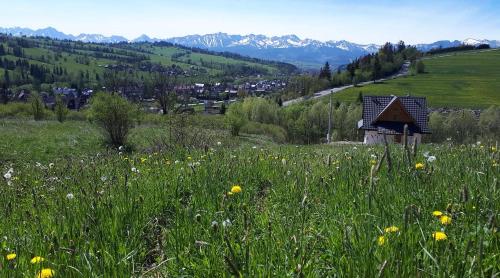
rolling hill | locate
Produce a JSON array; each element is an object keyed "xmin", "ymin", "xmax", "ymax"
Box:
[
  {"xmin": 0, "ymin": 34, "xmax": 296, "ymax": 91},
  {"xmin": 330, "ymin": 49, "xmax": 500, "ymax": 108}
]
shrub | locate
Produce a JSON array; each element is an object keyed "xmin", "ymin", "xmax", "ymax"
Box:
[
  {"xmin": 29, "ymin": 92, "xmax": 45, "ymax": 121},
  {"xmin": 226, "ymin": 102, "xmax": 247, "ymax": 136},
  {"xmin": 89, "ymin": 93, "xmax": 135, "ymax": 146},
  {"xmin": 54, "ymin": 95, "xmax": 68, "ymax": 123}
]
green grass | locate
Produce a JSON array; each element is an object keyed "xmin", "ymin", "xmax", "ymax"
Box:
[
  {"xmin": 0, "ymin": 119, "xmax": 498, "ymax": 276},
  {"xmin": 333, "ymin": 49, "xmax": 500, "ymax": 108}
]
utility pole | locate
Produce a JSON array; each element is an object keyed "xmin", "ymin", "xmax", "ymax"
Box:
[{"xmin": 327, "ymin": 93, "xmax": 333, "ymax": 144}]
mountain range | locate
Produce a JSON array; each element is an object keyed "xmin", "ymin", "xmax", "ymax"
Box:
[{"xmin": 1, "ymin": 26, "xmax": 499, "ymax": 68}]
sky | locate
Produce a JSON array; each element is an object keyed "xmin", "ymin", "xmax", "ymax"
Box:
[{"xmin": 0, "ymin": 0, "xmax": 499, "ymax": 44}]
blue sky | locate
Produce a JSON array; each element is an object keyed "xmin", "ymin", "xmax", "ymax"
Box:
[{"xmin": 1, "ymin": 0, "xmax": 499, "ymax": 44}]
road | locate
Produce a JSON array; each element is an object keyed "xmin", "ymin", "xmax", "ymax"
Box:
[{"xmin": 282, "ymin": 61, "xmax": 411, "ymax": 106}]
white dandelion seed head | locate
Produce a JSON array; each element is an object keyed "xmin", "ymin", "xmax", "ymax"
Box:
[
  {"xmin": 217, "ymin": 141, "xmax": 222, "ymax": 146},
  {"xmin": 66, "ymin": 193, "xmax": 74, "ymax": 200},
  {"xmin": 427, "ymin": 156, "xmax": 436, "ymax": 163},
  {"xmin": 118, "ymin": 146, "xmax": 125, "ymax": 151},
  {"xmin": 101, "ymin": 176, "xmax": 107, "ymax": 182},
  {"xmin": 3, "ymin": 172, "xmax": 12, "ymax": 180},
  {"xmin": 222, "ymin": 219, "xmax": 232, "ymax": 228},
  {"xmin": 287, "ymin": 170, "xmax": 292, "ymax": 176}
]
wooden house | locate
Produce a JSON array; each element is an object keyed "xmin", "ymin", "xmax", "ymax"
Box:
[{"xmin": 358, "ymin": 96, "xmax": 431, "ymax": 144}]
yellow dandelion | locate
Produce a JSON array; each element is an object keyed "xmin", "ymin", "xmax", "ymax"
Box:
[
  {"xmin": 384, "ymin": 226, "xmax": 399, "ymax": 233},
  {"xmin": 415, "ymin": 163, "xmax": 425, "ymax": 170},
  {"xmin": 36, "ymin": 268, "xmax": 55, "ymax": 278},
  {"xmin": 370, "ymin": 160, "xmax": 377, "ymax": 165},
  {"xmin": 440, "ymin": 215, "xmax": 452, "ymax": 225},
  {"xmin": 6, "ymin": 253, "xmax": 16, "ymax": 260},
  {"xmin": 230, "ymin": 185, "xmax": 242, "ymax": 194},
  {"xmin": 432, "ymin": 231, "xmax": 447, "ymax": 241},
  {"xmin": 31, "ymin": 256, "xmax": 45, "ymax": 264},
  {"xmin": 432, "ymin": 211, "xmax": 443, "ymax": 218},
  {"xmin": 377, "ymin": 235, "xmax": 386, "ymax": 246}
]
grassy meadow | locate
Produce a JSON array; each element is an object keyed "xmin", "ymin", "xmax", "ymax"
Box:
[
  {"xmin": 0, "ymin": 119, "xmax": 499, "ymax": 277},
  {"xmin": 332, "ymin": 49, "xmax": 500, "ymax": 108}
]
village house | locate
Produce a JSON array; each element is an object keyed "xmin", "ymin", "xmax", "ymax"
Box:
[{"xmin": 358, "ymin": 95, "xmax": 431, "ymax": 144}]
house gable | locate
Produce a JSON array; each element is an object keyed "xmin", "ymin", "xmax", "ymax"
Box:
[{"xmin": 373, "ymin": 97, "xmax": 416, "ymax": 124}]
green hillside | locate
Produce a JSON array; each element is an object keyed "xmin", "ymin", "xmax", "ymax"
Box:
[
  {"xmin": 332, "ymin": 49, "xmax": 500, "ymax": 108},
  {"xmin": 0, "ymin": 35, "xmax": 295, "ymax": 90}
]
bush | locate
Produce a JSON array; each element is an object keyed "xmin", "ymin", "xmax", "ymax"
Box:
[
  {"xmin": 89, "ymin": 93, "xmax": 136, "ymax": 146},
  {"xmin": 55, "ymin": 95, "xmax": 68, "ymax": 123},
  {"xmin": 29, "ymin": 92, "xmax": 45, "ymax": 121},
  {"xmin": 241, "ymin": 122, "xmax": 287, "ymax": 143},
  {"xmin": 226, "ymin": 102, "xmax": 247, "ymax": 136},
  {"xmin": 0, "ymin": 102, "xmax": 33, "ymax": 118}
]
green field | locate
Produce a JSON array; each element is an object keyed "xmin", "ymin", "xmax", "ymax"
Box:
[
  {"xmin": 332, "ymin": 49, "xmax": 500, "ymax": 108},
  {"xmin": 0, "ymin": 119, "xmax": 498, "ymax": 276}
]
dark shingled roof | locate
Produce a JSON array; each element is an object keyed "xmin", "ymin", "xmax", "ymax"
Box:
[{"xmin": 360, "ymin": 96, "xmax": 431, "ymax": 134}]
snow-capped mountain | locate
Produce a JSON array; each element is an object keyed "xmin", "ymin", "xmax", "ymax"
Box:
[
  {"xmin": 0, "ymin": 26, "xmax": 498, "ymax": 68},
  {"xmin": 0, "ymin": 26, "xmax": 127, "ymax": 43}
]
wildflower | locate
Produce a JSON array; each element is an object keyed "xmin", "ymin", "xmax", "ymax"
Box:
[
  {"xmin": 231, "ymin": 185, "xmax": 242, "ymax": 194},
  {"xmin": 440, "ymin": 215, "xmax": 452, "ymax": 225},
  {"xmin": 222, "ymin": 219, "xmax": 232, "ymax": 228},
  {"xmin": 432, "ymin": 231, "xmax": 447, "ymax": 241},
  {"xmin": 3, "ymin": 171, "xmax": 12, "ymax": 180},
  {"xmin": 217, "ymin": 141, "xmax": 222, "ymax": 146},
  {"xmin": 370, "ymin": 159, "xmax": 377, "ymax": 165},
  {"xmin": 377, "ymin": 235, "xmax": 386, "ymax": 246},
  {"xmin": 36, "ymin": 268, "xmax": 55, "ymax": 278},
  {"xmin": 415, "ymin": 163, "xmax": 425, "ymax": 170},
  {"xmin": 131, "ymin": 167, "xmax": 139, "ymax": 173},
  {"xmin": 432, "ymin": 211, "xmax": 443, "ymax": 218},
  {"xmin": 6, "ymin": 253, "xmax": 16, "ymax": 260},
  {"xmin": 66, "ymin": 193, "xmax": 74, "ymax": 200},
  {"xmin": 427, "ymin": 156, "xmax": 436, "ymax": 163},
  {"xmin": 492, "ymin": 146, "xmax": 497, "ymax": 152},
  {"xmin": 384, "ymin": 226, "xmax": 399, "ymax": 233},
  {"xmin": 31, "ymin": 256, "xmax": 45, "ymax": 264},
  {"xmin": 140, "ymin": 157, "xmax": 147, "ymax": 163}
]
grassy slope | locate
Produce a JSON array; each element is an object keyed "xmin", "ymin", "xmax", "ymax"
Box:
[
  {"xmin": 0, "ymin": 120, "xmax": 498, "ymax": 276},
  {"xmin": 333, "ymin": 49, "xmax": 500, "ymax": 108},
  {"xmin": 0, "ymin": 38, "xmax": 280, "ymax": 84}
]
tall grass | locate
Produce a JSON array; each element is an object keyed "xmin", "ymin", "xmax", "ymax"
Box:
[{"xmin": 0, "ymin": 136, "xmax": 498, "ymax": 276}]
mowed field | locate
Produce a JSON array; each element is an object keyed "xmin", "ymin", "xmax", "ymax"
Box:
[
  {"xmin": 0, "ymin": 119, "xmax": 498, "ymax": 277},
  {"xmin": 333, "ymin": 49, "xmax": 500, "ymax": 108}
]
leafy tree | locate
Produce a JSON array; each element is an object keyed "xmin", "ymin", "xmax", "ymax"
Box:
[
  {"xmin": 372, "ymin": 55, "xmax": 382, "ymax": 82},
  {"xmin": 89, "ymin": 92, "xmax": 135, "ymax": 146},
  {"xmin": 153, "ymin": 73, "xmax": 177, "ymax": 115}
]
